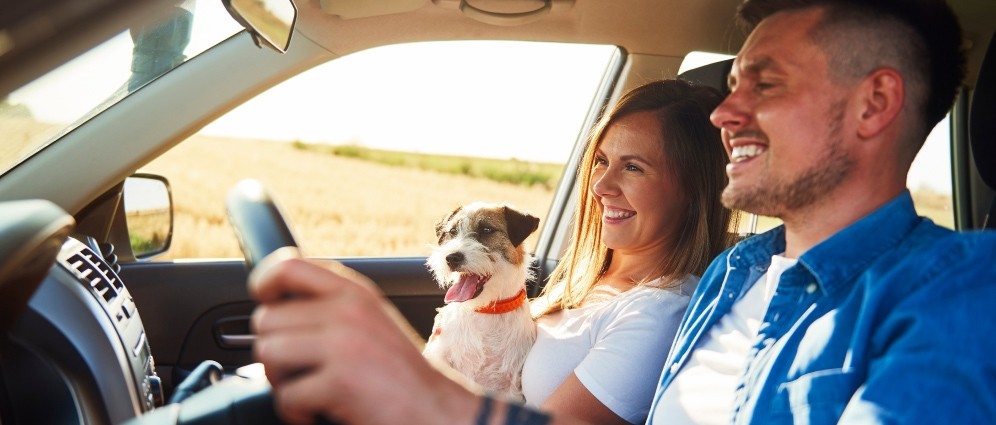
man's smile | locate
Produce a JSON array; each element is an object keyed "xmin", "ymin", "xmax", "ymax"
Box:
[{"xmin": 730, "ymin": 144, "xmax": 766, "ymax": 163}]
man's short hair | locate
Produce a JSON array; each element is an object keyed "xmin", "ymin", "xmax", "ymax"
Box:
[{"xmin": 737, "ymin": 0, "xmax": 965, "ymax": 148}]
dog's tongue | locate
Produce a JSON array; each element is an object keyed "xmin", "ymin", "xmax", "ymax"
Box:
[{"xmin": 445, "ymin": 274, "xmax": 483, "ymax": 303}]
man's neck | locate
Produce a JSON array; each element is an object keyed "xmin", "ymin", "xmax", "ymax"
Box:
[{"xmin": 780, "ymin": 182, "xmax": 905, "ymax": 258}]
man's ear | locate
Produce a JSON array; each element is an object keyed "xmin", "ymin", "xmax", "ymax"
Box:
[{"xmin": 856, "ymin": 67, "xmax": 905, "ymax": 139}]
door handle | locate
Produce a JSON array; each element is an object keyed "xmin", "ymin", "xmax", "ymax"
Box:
[
  {"xmin": 214, "ymin": 315, "xmax": 255, "ymax": 348},
  {"xmin": 219, "ymin": 334, "xmax": 256, "ymax": 348}
]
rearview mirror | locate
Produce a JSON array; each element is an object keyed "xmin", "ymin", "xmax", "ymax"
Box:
[
  {"xmin": 223, "ymin": 0, "xmax": 297, "ymax": 53},
  {"xmin": 124, "ymin": 174, "xmax": 173, "ymax": 259}
]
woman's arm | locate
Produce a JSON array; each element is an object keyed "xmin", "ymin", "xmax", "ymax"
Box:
[
  {"xmin": 542, "ymin": 373, "xmax": 630, "ymax": 425},
  {"xmin": 534, "ymin": 285, "xmax": 692, "ymax": 424}
]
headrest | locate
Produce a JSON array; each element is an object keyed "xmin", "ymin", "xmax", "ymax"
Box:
[
  {"xmin": 970, "ymin": 32, "xmax": 996, "ymax": 189},
  {"xmin": 677, "ymin": 58, "xmax": 733, "ymax": 97}
]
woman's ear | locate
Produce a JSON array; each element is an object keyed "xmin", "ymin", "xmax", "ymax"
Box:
[{"xmin": 856, "ymin": 67, "xmax": 905, "ymax": 139}]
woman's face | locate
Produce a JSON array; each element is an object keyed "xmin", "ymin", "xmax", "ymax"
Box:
[{"xmin": 590, "ymin": 111, "xmax": 687, "ymax": 255}]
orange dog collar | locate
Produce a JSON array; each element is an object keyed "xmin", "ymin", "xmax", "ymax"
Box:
[{"xmin": 475, "ymin": 289, "xmax": 527, "ymax": 314}]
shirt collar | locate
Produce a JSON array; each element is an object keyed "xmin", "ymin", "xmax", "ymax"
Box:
[
  {"xmin": 799, "ymin": 191, "xmax": 921, "ymax": 295},
  {"xmin": 730, "ymin": 191, "xmax": 922, "ymax": 296}
]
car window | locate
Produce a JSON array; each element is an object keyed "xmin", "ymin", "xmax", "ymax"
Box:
[
  {"xmin": 909, "ymin": 114, "xmax": 953, "ymax": 228},
  {"xmin": 141, "ymin": 41, "xmax": 619, "ymax": 259},
  {"xmin": 0, "ymin": 0, "xmax": 241, "ymax": 178}
]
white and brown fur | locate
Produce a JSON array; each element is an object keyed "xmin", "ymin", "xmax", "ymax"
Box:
[{"xmin": 423, "ymin": 202, "xmax": 539, "ymax": 401}]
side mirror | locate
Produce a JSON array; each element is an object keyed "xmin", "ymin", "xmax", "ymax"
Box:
[
  {"xmin": 124, "ymin": 174, "xmax": 174, "ymax": 259},
  {"xmin": 223, "ymin": 0, "xmax": 297, "ymax": 53}
]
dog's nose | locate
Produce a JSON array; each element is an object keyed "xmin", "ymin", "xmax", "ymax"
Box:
[{"xmin": 446, "ymin": 252, "xmax": 464, "ymax": 268}]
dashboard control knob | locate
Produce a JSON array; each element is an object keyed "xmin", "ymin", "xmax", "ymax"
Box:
[{"xmin": 148, "ymin": 374, "xmax": 165, "ymax": 407}]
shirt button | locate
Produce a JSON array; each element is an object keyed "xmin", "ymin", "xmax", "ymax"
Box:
[
  {"xmin": 727, "ymin": 292, "xmax": 735, "ymax": 299},
  {"xmin": 806, "ymin": 283, "xmax": 817, "ymax": 293}
]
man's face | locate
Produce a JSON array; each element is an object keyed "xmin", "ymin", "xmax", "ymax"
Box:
[{"xmin": 711, "ymin": 8, "xmax": 856, "ymax": 218}]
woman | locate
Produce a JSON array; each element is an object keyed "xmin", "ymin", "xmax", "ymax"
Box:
[{"xmin": 521, "ymin": 79, "xmax": 737, "ymax": 424}]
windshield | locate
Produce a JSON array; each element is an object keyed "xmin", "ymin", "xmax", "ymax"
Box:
[{"xmin": 0, "ymin": 0, "xmax": 241, "ymax": 177}]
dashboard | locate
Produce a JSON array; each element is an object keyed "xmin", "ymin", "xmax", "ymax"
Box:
[{"xmin": 0, "ymin": 201, "xmax": 163, "ymax": 424}]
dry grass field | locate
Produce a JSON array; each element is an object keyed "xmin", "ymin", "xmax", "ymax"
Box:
[
  {"xmin": 0, "ymin": 113, "xmax": 957, "ymax": 261},
  {"xmin": 141, "ymin": 136, "xmax": 558, "ymax": 260},
  {"xmin": 147, "ymin": 135, "xmax": 953, "ymax": 261}
]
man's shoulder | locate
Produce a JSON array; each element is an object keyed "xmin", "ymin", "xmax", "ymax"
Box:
[
  {"xmin": 899, "ymin": 221, "xmax": 996, "ymax": 263},
  {"xmin": 877, "ymin": 223, "xmax": 996, "ymax": 291}
]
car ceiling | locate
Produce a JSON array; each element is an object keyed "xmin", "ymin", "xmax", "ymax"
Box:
[
  {"xmin": 1, "ymin": 0, "xmax": 993, "ymax": 100},
  {"xmin": 296, "ymin": 0, "xmax": 995, "ymax": 88}
]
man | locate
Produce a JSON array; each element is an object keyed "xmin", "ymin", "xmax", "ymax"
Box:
[
  {"xmin": 249, "ymin": 0, "xmax": 996, "ymax": 424},
  {"xmin": 646, "ymin": 0, "xmax": 996, "ymax": 423}
]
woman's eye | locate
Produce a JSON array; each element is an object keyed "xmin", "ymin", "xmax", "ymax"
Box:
[
  {"xmin": 594, "ymin": 156, "xmax": 608, "ymax": 167},
  {"xmin": 625, "ymin": 163, "xmax": 643, "ymax": 172}
]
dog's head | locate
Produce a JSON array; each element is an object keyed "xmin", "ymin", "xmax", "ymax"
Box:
[{"xmin": 427, "ymin": 202, "xmax": 539, "ymax": 305}]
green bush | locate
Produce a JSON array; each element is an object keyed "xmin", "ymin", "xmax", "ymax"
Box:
[{"xmin": 294, "ymin": 142, "xmax": 563, "ymax": 188}]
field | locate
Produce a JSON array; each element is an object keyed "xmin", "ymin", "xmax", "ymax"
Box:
[
  {"xmin": 141, "ymin": 136, "xmax": 561, "ymax": 259},
  {"xmin": 1, "ymin": 111, "xmax": 957, "ymax": 261},
  {"xmin": 126, "ymin": 208, "xmax": 172, "ymax": 255},
  {"xmin": 145, "ymin": 136, "xmax": 954, "ymax": 260},
  {"xmin": 293, "ymin": 143, "xmax": 564, "ymax": 189}
]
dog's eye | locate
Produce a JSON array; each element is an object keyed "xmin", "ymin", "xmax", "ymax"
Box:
[
  {"xmin": 448, "ymin": 227, "xmax": 458, "ymax": 236},
  {"xmin": 480, "ymin": 226, "xmax": 494, "ymax": 234}
]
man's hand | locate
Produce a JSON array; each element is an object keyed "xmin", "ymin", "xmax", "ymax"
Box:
[{"xmin": 248, "ymin": 249, "xmax": 478, "ymax": 424}]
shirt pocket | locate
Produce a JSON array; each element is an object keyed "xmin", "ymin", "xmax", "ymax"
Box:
[{"xmin": 769, "ymin": 368, "xmax": 860, "ymax": 424}]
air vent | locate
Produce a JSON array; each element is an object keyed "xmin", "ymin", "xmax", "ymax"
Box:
[{"xmin": 65, "ymin": 246, "xmax": 125, "ymax": 306}]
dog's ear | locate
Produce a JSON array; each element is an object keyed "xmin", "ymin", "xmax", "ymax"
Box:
[
  {"xmin": 503, "ymin": 206, "xmax": 540, "ymax": 247},
  {"xmin": 436, "ymin": 206, "xmax": 463, "ymax": 243}
]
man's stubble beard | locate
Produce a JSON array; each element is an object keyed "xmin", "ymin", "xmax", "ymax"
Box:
[{"xmin": 721, "ymin": 100, "xmax": 855, "ymax": 217}]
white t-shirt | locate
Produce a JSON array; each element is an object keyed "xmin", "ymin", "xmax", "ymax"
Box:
[
  {"xmin": 522, "ymin": 275, "xmax": 698, "ymax": 424},
  {"xmin": 651, "ymin": 254, "xmax": 796, "ymax": 424}
]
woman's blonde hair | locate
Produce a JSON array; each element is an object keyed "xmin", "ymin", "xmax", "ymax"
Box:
[{"xmin": 535, "ymin": 79, "xmax": 737, "ymax": 317}]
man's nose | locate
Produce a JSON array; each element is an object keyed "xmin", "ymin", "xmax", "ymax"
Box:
[{"xmin": 710, "ymin": 90, "xmax": 750, "ymax": 131}]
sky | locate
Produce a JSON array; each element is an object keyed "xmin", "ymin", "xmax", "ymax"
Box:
[
  {"xmin": 6, "ymin": 0, "xmax": 953, "ymax": 192},
  {"xmin": 199, "ymin": 41, "xmax": 616, "ymax": 163}
]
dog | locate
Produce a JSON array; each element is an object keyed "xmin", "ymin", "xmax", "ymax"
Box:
[{"xmin": 423, "ymin": 202, "xmax": 539, "ymax": 401}]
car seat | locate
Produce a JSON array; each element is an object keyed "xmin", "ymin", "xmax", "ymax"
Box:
[
  {"xmin": 677, "ymin": 58, "xmax": 762, "ymax": 240},
  {"xmin": 970, "ymin": 32, "xmax": 996, "ymax": 229}
]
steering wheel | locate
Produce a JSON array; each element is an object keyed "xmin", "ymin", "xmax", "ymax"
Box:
[{"xmin": 126, "ymin": 180, "xmax": 337, "ymax": 424}]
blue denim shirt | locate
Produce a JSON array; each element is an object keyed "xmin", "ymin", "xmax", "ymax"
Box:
[{"xmin": 647, "ymin": 191, "xmax": 996, "ymax": 424}]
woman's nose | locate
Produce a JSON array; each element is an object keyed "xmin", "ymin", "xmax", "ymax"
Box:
[{"xmin": 591, "ymin": 168, "xmax": 619, "ymax": 198}]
